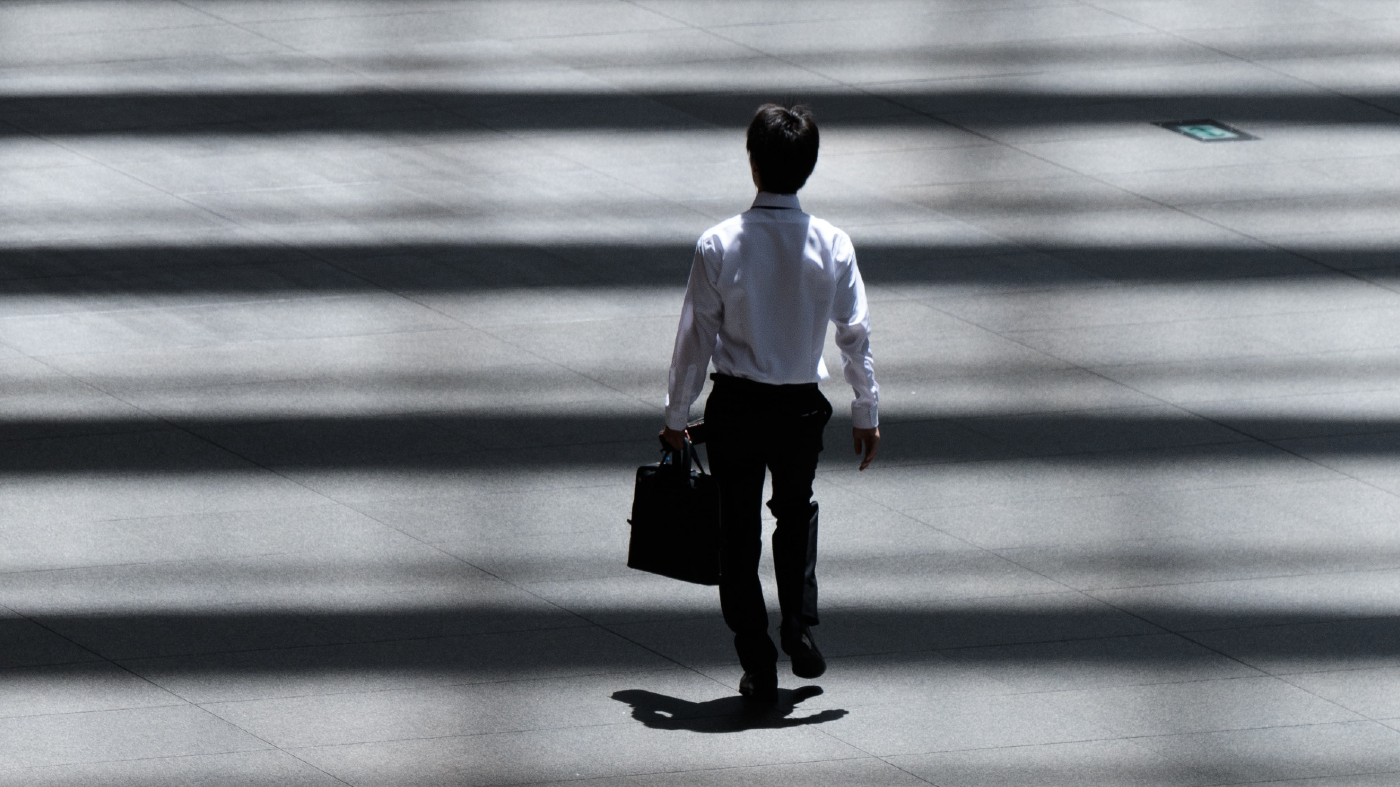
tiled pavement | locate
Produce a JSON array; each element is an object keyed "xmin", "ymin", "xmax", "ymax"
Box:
[{"xmin": 4, "ymin": 1, "xmax": 1400, "ymax": 784}]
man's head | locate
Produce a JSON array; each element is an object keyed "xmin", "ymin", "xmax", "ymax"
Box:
[{"xmin": 746, "ymin": 103, "xmax": 819, "ymax": 194}]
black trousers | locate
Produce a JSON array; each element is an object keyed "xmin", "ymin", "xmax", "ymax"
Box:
[{"xmin": 703, "ymin": 373, "xmax": 832, "ymax": 676}]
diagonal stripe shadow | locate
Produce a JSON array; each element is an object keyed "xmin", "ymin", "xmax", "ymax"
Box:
[
  {"xmin": 13, "ymin": 606, "xmax": 1400, "ymax": 669},
  {"xmin": 1, "ymin": 89, "xmax": 1397, "ymax": 135},
  {"xmin": 0, "ymin": 243, "xmax": 1367, "ymax": 293},
  {"xmin": 1, "ymin": 413, "xmax": 1398, "ymax": 472}
]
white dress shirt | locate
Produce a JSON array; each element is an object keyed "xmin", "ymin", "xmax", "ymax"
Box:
[{"xmin": 665, "ymin": 191, "xmax": 879, "ymax": 431}]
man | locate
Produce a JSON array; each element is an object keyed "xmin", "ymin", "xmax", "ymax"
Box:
[{"xmin": 662, "ymin": 103, "xmax": 880, "ymax": 702}]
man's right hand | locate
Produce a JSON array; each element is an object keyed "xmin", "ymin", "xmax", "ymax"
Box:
[
  {"xmin": 661, "ymin": 427, "xmax": 686, "ymax": 451},
  {"xmin": 853, "ymin": 427, "xmax": 880, "ymax": 471}
]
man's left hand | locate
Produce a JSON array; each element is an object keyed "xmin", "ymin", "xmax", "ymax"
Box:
[{"xmin": 854, "ymin": 426, "xmax": 880, "ymax": 471}]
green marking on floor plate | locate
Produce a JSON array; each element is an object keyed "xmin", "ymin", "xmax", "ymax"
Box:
[{"xmin": 1155, "ymin": 119, "xmax": 1257, "ymax": 142}]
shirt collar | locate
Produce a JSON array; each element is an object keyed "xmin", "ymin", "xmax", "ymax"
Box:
[{"xmin": 751, "ymin": 191, "xmax": 802, "ymax": 210}]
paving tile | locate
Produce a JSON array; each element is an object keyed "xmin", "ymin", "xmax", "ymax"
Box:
[
  {"xmin": 927, "ymin": 276, "xmax": 1400, "ymax": 333},
  {"xmin": 1042, "ymin": 676, "xmax": 1360, "ymax": 737},
  {"xmin": 0, "ymin": 749, "xmax": 345, "ymax": 787},
  {"xmin": 351, "ymin": 482, "xmax": 635, "ymax": 542},
  {"xmin": 1243, "ymin": 774, "xmax": 1400, "ymax": 787},
  {"xmin": 294, "ymin": 720, "xmax": 864, "ymax": 787},
  {"xmin": 757, "ymin": 649, "xmax": 1013, "ymax": 708},
  {"xmin": 1132, "ymin": 721, "xmax": 1400, "ymax": 785},
  {"xmin": 0, "ymin": 615, "xmax": 101, "ymax": 669},
  {"xmin": 889, "ymin": 738, "xmax": 1209, "ymax": 787},
  {"xmin": 1004, "ymin": 316, "xmax": 1294, "ymax": 368},
  {"xmin": 20, "ymin": 292, "xmax": 463, "ymax": 355},
  {"xmin": 1097, "ymin": 569, "xmax": 1400, "ymax": 634},
  {"xmin": 1190, "ymin": 618, "xmax": 1400, "ymax": 675},
  {"xmin": 872, "ymin": 364, "xmax": 1158, "ymax": 418},
  {"xmin": 1093, "ymin": 349, "xmax": 1400, "ymax": 404},
  {"xmin": 1188, "ymin": 195, "xmax": 1400, "ymax": 240},
  {"xmin": 0, "ymin": 662, "xmax": 180, "ymax": 719},
  {"xmin": 558, "ymin": 757, "xmax": 931, "ymax": 787},
  {"xmin": 0, "ymin": 549, "xmax": 580, "ymax": 658},
  {"xmin": 123, "ymin": 624, "xmax": 671, "ymax": 703},
  {"xmin": 998, "ymin": 525, "xmax": 1400, "ymax": 590},
  {"xmin": 204, "ymin": 668, "xmax": 711, "ymax": 747},
  {"xmin": 817, "ymin": 592, "xmax": 1161, "ymax": 656},
  {"xmin": 941, "ymin": 634, "xmax": 1261, "ymax": 693},
  {"xmin": 919, "ymin": 483, "xmax": 1319, "ymax": 550},
  {"xmin": 1194, "ymin": 390, "xmax": 1400, "ymax": 442},
  {"xmin": 1272, "ymin": 433, "xmax": 1400, "ymax": 495},
  {"xmin": 1100, "ymin": 162, "xmax": 1359, "ymax": 206},
  {"xmin": 0, "ymin": 705, "xmax": 269, "ymax": 769},
  {"xmin": 857, "ymin": 442, "xmax": 1334, "ymax": 517},
  {"xmin": 520, "ymin": 571, "xmax": 721, "ymax": 626},
  {"xmin": 821, "ymin": 550, "xmax": 1067, "ymax": 608},
  {"xmin": 607, "ymin": 613, "xmax": 737, "ymax": 670},
  {"xmin": 957, "ymin": 405, "xmax": 1250, "ymax": 457},
  {"xmin": 1090, "ymin": 0, "xmax": 1352, "ymax": 30},
  {"xmin": 0, "ymin": 431, "xmax": 331, "ymax": 526},
  {"xmin": 823, "ymin": 690, "xmax": 1112, "ymax": 756},
  {"xmin": 40, "ymin": 326, "xmax": 530, "ymax": 397},
  {"xmin": 1286, "ymin": 667, "xmax": 1400, "ymax": 720},
  {"xmin": 94, "ymin": 503, "xmax": 432, "ymax": 564}
]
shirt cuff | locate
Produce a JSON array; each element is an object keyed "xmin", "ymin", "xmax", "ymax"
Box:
[
  {"xmin": 852, "ymin": 402, "xmax": 878, "ymax": 430},
  {"xmin": 664, "ymin": 407, "xmax": 691, "ymax": 432}
]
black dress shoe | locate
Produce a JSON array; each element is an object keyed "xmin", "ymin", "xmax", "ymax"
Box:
[
  {"xmin": 781, "ymin": 624, "xmax": 826, "ymax": 679},
  {"xmin": 738, "ymin": 671, "xmax": 778, "ymax": 702}
]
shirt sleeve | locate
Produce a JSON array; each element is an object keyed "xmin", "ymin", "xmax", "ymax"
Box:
[
  {"xmin": 831, "ymin": 234, "xmax": 880, "ymax": 429},
  {"xmin": 664, "ymin": 238, "xmax": 723, "ymax": 431}
]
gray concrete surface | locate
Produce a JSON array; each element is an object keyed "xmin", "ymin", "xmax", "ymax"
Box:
[{"xmin": 3, "ymin": 1, "xmax": 1400, "ymax": 784}]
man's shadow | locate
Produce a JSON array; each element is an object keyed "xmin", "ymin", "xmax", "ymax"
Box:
[{"xmin": 612, "ymin": 685, "xmax": 847, "ymax": 733}]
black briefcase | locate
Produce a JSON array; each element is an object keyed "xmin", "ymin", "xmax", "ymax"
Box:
[{"xmin": 627, "ymin": 436, "xmax": 720, "ymax": 585}]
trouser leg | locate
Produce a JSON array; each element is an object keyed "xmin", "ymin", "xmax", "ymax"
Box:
[
  {"xmin": 767, "ymin": 399, "xmax": 828, "ymax": 630},
  {"xmin": 706, "ymin": 397, "xmax": 777, "ymax": 675}
]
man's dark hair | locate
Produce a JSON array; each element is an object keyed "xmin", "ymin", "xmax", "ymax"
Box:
[{"xmin": 746, "ymin": 103, "xmax": 819, "ymax": 194}]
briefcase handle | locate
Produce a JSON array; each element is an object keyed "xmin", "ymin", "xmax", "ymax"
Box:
[{"xmin": 656, "ymin": 434, "xmax": 708, "ymax": 477}]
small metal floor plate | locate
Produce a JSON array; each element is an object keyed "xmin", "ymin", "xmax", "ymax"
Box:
[{"xmin": 1155, "ymin": 119, "xmax": 1258, "ymax": 142}]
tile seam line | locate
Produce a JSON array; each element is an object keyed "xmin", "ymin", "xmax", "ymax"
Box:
[
  {"xmin": 104, "ymin": 619, "xmax": 601, "ymax": 662},
  {"xmin": 1275, "ymin": 673, "xmax": 1400, "ymax": 726},
  {"xmin": 1082, "ymin": 340, "xmax": 1400, "ymax": 372},
  {"xmin": 1137, "ymin": 383, "xmax": 1400, "ymax": 408},
  {"xmin": 169, "ymin": 1, "xmax": 518, "ymax": 27},
  {"xmin": 275, "ymin": 715, "xmax": 711, "ymax": 750},
  {"xmin": 873, "ymin": 721, "xmax": 1397, "ymax": 764},
  {"xmin": 690, "ymin": 6, "xmax": 1165, "ymax": 35},
  {"xmin": 0, "ymin": 292, "xmax": 381, "ymax": 320},
  {"xmin": 816, "ymin": 630, "xmax": 1221, "ymax": 661},
  {"xmin": 872, "ymin": 727, "xmax": 1400, "ymax": 765},
  {"xmin": 1170, "ymin": 609, "xmax": 1400, "ymax": 636},
  {"xmin": 0, "ymin": 743, "xmax": 287, "ymax": 777},
  {"xmin": 6, "ymin": 322, "xmax": 473, "ymax": 359},
  {"xmin": 182, "ymin": 697, "xmax": 362, "ymax": 787},
  {"xmin": 0, "ymin": 698, "xmax": 191, "ymax": 723}
]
